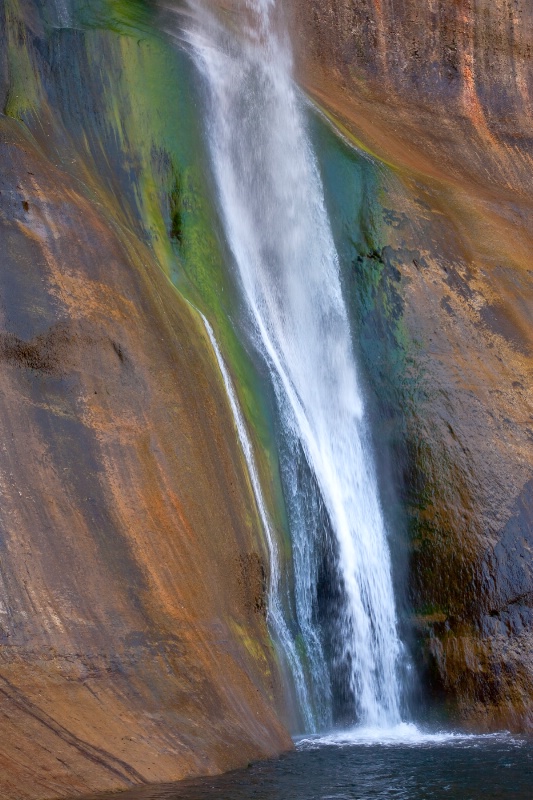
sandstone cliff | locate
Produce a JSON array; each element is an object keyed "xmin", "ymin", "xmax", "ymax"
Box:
[
  {"xmin": 291, "ymin": 0, "xmax": 533, "ymax": 729},
  {"xmin": 0, "ymin": 2, "xmax": 291, "ymax": 797}
]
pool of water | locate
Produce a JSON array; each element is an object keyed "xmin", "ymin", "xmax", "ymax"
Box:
[{"xmin": 85, "ymin": 726, "xmax": 533, "ymax": 800}]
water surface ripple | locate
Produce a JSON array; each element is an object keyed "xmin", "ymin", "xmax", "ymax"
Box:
[{"xmin": 86, "ymin": 734, "xmax": 533, "ymax": 800}]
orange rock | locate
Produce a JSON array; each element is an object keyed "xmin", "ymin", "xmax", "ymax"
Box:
[
  {"xmin": 0, "ymin": 114, "xmax": 291, "ymax": 800},
  {"xmin": 290, "ymin": 0, "xmax": 533, "ymax": 731}
]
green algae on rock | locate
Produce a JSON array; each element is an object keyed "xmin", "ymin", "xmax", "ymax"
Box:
[
  {"xmin": 0, "ymin": 2, "xmax": 294, "ymax": 798},
  {"xmin": 291, "ymin": 0, "xmax": 533, "ymax": 731}
]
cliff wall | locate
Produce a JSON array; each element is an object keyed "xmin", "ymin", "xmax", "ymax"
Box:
[
  {"xmin": 291, "ymin": 0, "xmax": 533, "ymax": 729},
  {"xmin": 0, "ymin": 2, "xmax": 291, "ymax": 797}
]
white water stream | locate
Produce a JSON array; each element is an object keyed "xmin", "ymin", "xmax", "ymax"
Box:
[
  {"xmin": 200, "ymin": 312, "xmax": 314, "ymax": 729},
  {"xmin": 170, "ymin": 0, "xmax": 404, "ymax": 731}
]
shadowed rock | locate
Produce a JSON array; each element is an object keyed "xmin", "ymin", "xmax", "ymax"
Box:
[{"xmin": 290, "ymin": 0, "xmax": 533, "ymax": 730}]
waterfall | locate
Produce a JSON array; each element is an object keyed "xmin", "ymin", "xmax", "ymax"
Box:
[
  {"xmin": 169, "ymin": 0, "xmax": 404, "ymax": 731},
  {"xmin": 52, "ymin": 0, "xmax": 71, "ymax": 27}
]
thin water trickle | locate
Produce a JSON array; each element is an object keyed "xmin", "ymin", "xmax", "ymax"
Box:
[
  {"xmin": 200, "ymin": 312, "xmax": 314, "ymax": 727},
  {"xmin": 168, "ymin": 0, "xmax": 404, "ymax": 731}
]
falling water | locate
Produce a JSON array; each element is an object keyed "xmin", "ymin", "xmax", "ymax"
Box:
[
  {"xmin": 52, "ymin": 0, "xmax": 71, "ymax": 26},
  {"xmin": 199, "ymin": 311, "xmax": 315, "ymax": 730},
  {"xmin": 170, "ymin": 0, "xmax": 404, "ymax": 731}
]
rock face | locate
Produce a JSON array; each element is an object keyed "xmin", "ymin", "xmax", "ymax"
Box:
[
  {"xmin": 2, "ymin": 7, "xmax": 533, "ymax": 799},
  {"xmin": 291, "ymin": 0, "xmax": 533, "ymax": 729},
  {"xmin": 0, "ymin": 3, "xmax": 291, "ymax": 798}
]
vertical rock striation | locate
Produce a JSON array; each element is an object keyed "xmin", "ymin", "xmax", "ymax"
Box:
[
  {"xmin": 0, "ymin": 2, "xmax": 291, "ymax": 798},
  {"xmin": 290, "ymin": 0, "xmax": 533, "ymax": 730}
]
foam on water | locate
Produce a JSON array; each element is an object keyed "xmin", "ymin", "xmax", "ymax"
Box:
[{"xmin": 296, "ymin": 724, "xmax": 517, "ymax": 749}]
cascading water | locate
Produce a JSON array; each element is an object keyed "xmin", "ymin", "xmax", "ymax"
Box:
[{"xmin": 169, "ymin": 0, "xmax": 405, "ymax": 732}]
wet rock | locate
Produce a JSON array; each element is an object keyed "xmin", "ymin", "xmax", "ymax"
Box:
[
  {"xmin": 290, "ymin": 0, "xmax": 533, "ymax": 730},
  {"xmin": 0, "ymin": 4, "xmax": 291, "ymax": 797}
]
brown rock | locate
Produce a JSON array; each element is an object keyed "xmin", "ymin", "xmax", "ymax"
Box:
[
  {"xmin": 290, "ymin": 0, "xmax": 533, "ymax": 729},
  {"xmin": 0, "ymin": 112, "xmax": 291, "ymax": 799}
]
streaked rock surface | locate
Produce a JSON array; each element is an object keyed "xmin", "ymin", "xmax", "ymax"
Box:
[
  {"xmin": 0, "ymin": 3, "xmax": 291, "ymax": 797},
  {"xmin": 291, "ymin": 0, "xmax": 533, "ymax": 730}
]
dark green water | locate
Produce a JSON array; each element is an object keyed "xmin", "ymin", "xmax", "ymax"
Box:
[{"xmin": 86, "ymin": 731, "xmax": 533, "ymax": 800}]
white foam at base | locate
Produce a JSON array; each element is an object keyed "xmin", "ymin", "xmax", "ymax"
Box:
[{"xmin": 296, "ymin": 723, "xmax": 515, "ymax": 749}]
